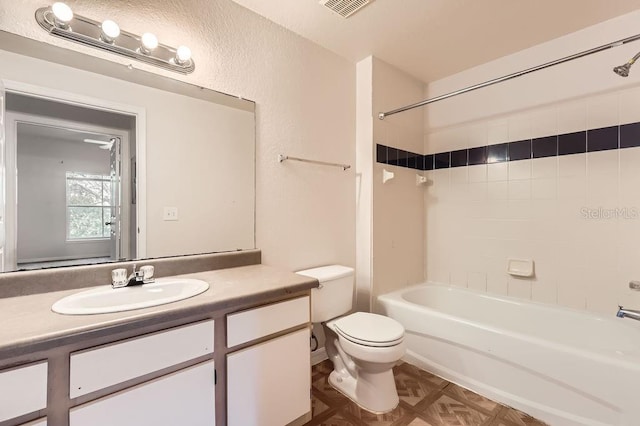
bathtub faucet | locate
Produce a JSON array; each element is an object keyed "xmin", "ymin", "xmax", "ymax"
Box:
[{"xmin": 616, "ymin": 305, "xmax": 640, "ymax": 321}]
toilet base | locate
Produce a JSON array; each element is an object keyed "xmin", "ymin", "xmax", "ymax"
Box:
[{"xmin": 328, "ymin": 366, "xmax": 399, "ymax": 414}]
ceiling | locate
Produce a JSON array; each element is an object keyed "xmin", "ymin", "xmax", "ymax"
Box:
[{"xmin": 231, "ymin": 0, "xmax": 640, "ymax": 83}]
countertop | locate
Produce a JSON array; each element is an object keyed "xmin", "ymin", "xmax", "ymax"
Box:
[{"xmin": 0, "ymin": 264, "xmax": 318, "ymax": 358}]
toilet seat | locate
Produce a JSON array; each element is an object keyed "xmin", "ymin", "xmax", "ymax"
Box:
[{"xmin": 332, "ymin": 312, "xmax": 404, "ymax": 347}]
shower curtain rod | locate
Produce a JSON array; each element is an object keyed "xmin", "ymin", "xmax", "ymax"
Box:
[{"xmin": 378, "ymin": 32, "xmax": 640, "ymax": 120}]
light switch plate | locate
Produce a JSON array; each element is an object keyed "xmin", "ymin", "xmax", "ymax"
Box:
[{"xmin": 163, "ymin": 207, "xmax": 178, "ymax": 221}]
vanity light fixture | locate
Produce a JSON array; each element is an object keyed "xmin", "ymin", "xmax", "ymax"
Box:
[
  {"xmin": 140, "ymin": 32, "xmax": 158, "ymax": 54},
  {"xmin": 100, "ymin": 19, "xmax": 120, "ymax": 44},
  {"xmin": 51, "ymin": 2, "xmax": 73, "ymax": 28},
  {"xmin": 35, "ymin": 3, "xmax": 195, "ymax": 74}
]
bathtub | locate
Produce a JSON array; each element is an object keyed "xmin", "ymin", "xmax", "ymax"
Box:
[{"xmin": 377, "ymin": 283, "xmax": 640, "ymax": 426}]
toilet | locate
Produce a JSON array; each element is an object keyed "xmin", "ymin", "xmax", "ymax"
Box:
[{"xmin": 296, "ymin": 265, "xmax": 406, "ymax": 414}]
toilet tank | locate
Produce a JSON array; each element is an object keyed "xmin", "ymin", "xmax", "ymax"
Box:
[{"xmin": 295, "ymin": 265, "xmax": 354, "ymax": 323}]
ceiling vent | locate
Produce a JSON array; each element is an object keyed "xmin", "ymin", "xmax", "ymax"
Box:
[{"xmin": 319, "ymin": 0, "xmax": 373, "ymax": 18}]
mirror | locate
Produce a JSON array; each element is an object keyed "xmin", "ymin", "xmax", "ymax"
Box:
[{"xmin": 0, "ymin": 32, "xmax": 256, "ymax": 272}]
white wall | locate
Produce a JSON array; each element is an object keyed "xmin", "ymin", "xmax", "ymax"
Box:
[
  {"xmin": 0, "ymin": 0, "xmax": 355, "ymax": 272},
  {"xmin": 17, "ymin": 133, "xmax": 110, "ymax": 262},
  {"xmin": 423, "ymin": 10, "xmax": 640, "ymax": 314}
]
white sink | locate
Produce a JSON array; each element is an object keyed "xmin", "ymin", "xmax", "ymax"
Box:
[{"xmin": 52, "ymin": 278, "xmax": 210, "ymax": 315}]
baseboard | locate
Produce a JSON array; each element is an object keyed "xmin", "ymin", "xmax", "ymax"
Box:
[{"xmin": 311, "ymin": 347, "xmax": 328, "ymax": 365}]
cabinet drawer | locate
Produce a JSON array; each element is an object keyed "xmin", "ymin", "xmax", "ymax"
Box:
[
  {"xmin": 70, "ymin": 320, "xmax": 214, "ymax": 398},
  {"xmin": 20, "ymin": 419, "xmax": 47, "ymax": 426},
  {"xmin": 70, "ymin": 361, "xmax": 215, "ymax": 426},
  {"xmin": 0, "ymin": 362, "xmax": 47, "ymax": 422},
  {"xmin": 227, "ymin": 296, "xmax": 309, "ymax": 348}
]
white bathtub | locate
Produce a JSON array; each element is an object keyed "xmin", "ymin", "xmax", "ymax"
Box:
[{"xmin": 377, "ymin": 283, "xmax": 640, "ymax": 426}]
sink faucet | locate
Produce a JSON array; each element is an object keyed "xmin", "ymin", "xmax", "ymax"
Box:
[
  {"xmin": 616, "ymin": 305, "xmax": 640, "ymax": 321},
  {"xmin": 111, "ymin": 264, "xmax": 154, "ymax": 288},
  {"xmin": 127, "ymin": 264, "xmax": 145, "ymax": 287}
]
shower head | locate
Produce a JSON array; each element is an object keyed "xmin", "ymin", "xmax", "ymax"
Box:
[
  {"xmin": 614, "ymin": 51, "xmax": 640, "ymax": 77},
  {"xmin": 614, "ymin": 62, "xmax": 632, "ymax": 77}
]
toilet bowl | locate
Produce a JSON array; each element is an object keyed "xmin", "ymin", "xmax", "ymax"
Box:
[
  {"xmin": 324, "ymin": 312, "xmax": 405, "ymax": 413},
  {"xmin": 295, "ymin": 265, "xmax": 406, "ymax": 414}
]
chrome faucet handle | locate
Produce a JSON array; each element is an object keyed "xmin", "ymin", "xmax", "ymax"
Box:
[{"xmin": 111, "ymin": 268, "xmax": 128, "ymax": 288}]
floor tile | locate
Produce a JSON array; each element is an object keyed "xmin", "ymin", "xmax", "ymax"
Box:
[
  {"xmin": 444, "ymin": 383, "xmax": 502, "ymax": 414},
  {"xmin": 500, "ymin": 407, "xmax": 548, "ymax": 425},
  {"xmin": 419, "ymin": 394, "xmax": 489, "ymax": 426},
  {"xmin": 395, "ymin": 371, "xmax": 440, "ymax": 406},
  {"xmin": 305, "ymin": 360, "xmax": 546, "ymax": 426},
  {"xmin": 340, "ymin": 400, "xmax": 409, "ymax": 425}
]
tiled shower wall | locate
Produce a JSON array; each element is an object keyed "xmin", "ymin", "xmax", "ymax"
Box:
[{"xmin": 422, "ymin": 87, "xmax": 640, "ymax": 314}]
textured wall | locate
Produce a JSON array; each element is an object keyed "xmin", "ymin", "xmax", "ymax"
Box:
[
  {"xmin": 371, "ymin": 58, "xmax": 426, "ymax": 303},
  {"xmin": 0, "ymin": 0, "xmax": 356, "ymax": 271}
]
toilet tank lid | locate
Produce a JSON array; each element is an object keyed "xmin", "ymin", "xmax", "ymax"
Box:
[{"xmin": 295, "ymin": 265, "xmax": 354, "ymax": 282}]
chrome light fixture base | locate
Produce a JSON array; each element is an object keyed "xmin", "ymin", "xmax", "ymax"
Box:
[{"xmin": 35, "ymin": 6, "xmax": 195, "ymax": 74}]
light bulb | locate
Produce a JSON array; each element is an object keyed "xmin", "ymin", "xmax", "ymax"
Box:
[
  {"xmin": 51, "ymin": 2, "xmax": 73, "ymax": 27},
  {"xmin": 100, "ymin": 20, "xmax": 120, "ymax": 43},
  {"xmin": 140, "ymin": 32, "xmax": 158, "ymax": 54},
  {"xmin": 175, "ymin": 45, "xmax": 192, "ymax": 65}
]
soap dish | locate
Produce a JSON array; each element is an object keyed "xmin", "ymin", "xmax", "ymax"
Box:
[{"xmin": 507, "ymin": 258, "xmax": 534, "ymax": 278}]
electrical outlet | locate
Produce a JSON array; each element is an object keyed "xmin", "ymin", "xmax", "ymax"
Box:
[{"xmin": 163, "ymin": 207, "xmax": 178, "ymax": 221}]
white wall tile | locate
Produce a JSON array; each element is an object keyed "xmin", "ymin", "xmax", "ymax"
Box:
[
  {"xmin": 487, "ymin": 162, "xmax": 508, "ymax": 181},
  {"xmin": 531, "ymin": 157, "xmax": 557, "ymax": 179},
  {"xmin": 531, "ymin": 108, "xmax": 558, "ymax": 138},
  {"xmin": 508, "ymin": 180, "xmax": 531, "ymax": 200},
  {"xmin": 467, "ymin": 272, "xmax": 487, "ymax": 292},
  {"xmin": 587, "ymin": 93, "xmax": 619, "ymax": 130},
  {"xmin": 508, "ymin": 160, "xmax": 531, "ymax": 180},
  {"xmin": 487, "ymin": 181, "xmax": 508, "ymax": 200},
  {"xmin": 532, "ymin": 178, "xmax": 557, "ymax": 200},
  {"xmin": 532, "ymin": 280, "xmax": 558, "ymax": 305},
  {"xmin": 450, "ymin": 167, "xmax": 468, "ymax": 184},
  {"xmin": 508, "ymin": 278, "xmax": 532, "ymax": 299},
  {"xmin": 557, "ymin": 268, "xmax": 587, "ymax": 310},
  {"xmin": 468, "ymin": 164, "xmax": 487, "ymax": 183},
  {"xmin": 557, "ymin": 176, "xmax": 587, "ymax": 200},
  {"xmin": 486, "ymin": 272, "xmax": 508, "ymax": 296},
  {"xmin": 558, "ymin": 154, "xmax": 586, "ymax": 177},
  {"xmin": 508, "ymin": 114, "xmax": 532, "ymax": 141},
  {"xmin": 619, "ymin": 85, "xmax": 640, "ymax": 125},
  {"xmin": 487, "ymin": 120, "xmax": 509, "ymax": 145},
  {"xmin": 557, "ymin": 99, "xmax": 587, "ymax": 134},
  {"xmin": 450, "ymin": 270, "xmax": 468, "ymax": 288}
]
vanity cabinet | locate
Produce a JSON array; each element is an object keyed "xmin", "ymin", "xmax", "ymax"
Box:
[
  {"xmin": 70, "ymin": 361, "xmax": 215, "ymax": 426},
  {"xmin": 0, "ymin": 361, "xmax": 47, "ymax": 423},
  {"xmin": 226, "ymin": 296, "xmax": 311, "ymax": 426},
  {"xmin": 0, "ymin": 286, "xmax": 314, "ymax": 426},
  {"xmin": 68, "ymin": 320, "xmax": 215, "ymax": 426}
]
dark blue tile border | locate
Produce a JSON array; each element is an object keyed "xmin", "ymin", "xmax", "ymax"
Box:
[
  {"xmin": 558, "ymin": 131, "xmax": 586, "ymax": 156},
  {"xmin": 375, "ymin": 120, "xmax": 640, "ymax": 170},
  {"xmin": 508, "ymin": 140, "xmax": 531, "ymax": 161}
]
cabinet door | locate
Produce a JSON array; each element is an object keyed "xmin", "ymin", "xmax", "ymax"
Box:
[
  {"xmin": 0, "ymin": 362, "xmax": 47, "ymax": 422},
  {"xmin": 227, "ymin": 328, "xmax": 310, "ymax": 426},
  {"xmin": 70, "ymin": 361, "xmax": 215, "ymax": 426}
]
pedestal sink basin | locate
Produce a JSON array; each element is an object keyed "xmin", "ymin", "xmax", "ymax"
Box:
[{"xmin": 52, "ymin": 278, "xmax": 210, "ymax": 315}]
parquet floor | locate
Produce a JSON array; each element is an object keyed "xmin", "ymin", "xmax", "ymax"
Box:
[{"xmin": 303, "ymin": 360, "xmax": 548, "ymax": 426}]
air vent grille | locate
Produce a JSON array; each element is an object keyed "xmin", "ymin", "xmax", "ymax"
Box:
[{"xmin": 320, "ymin": 0, "xmax": 373, "ymax": 18}]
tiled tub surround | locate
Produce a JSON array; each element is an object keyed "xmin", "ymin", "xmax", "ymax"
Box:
[
  {"xmin": 377, "ymin": 114, "xmax": 640, "ymax": 314},
  {"xmin": 378, "ymin": 284, "xmax": 640, "ymax": 426}
]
